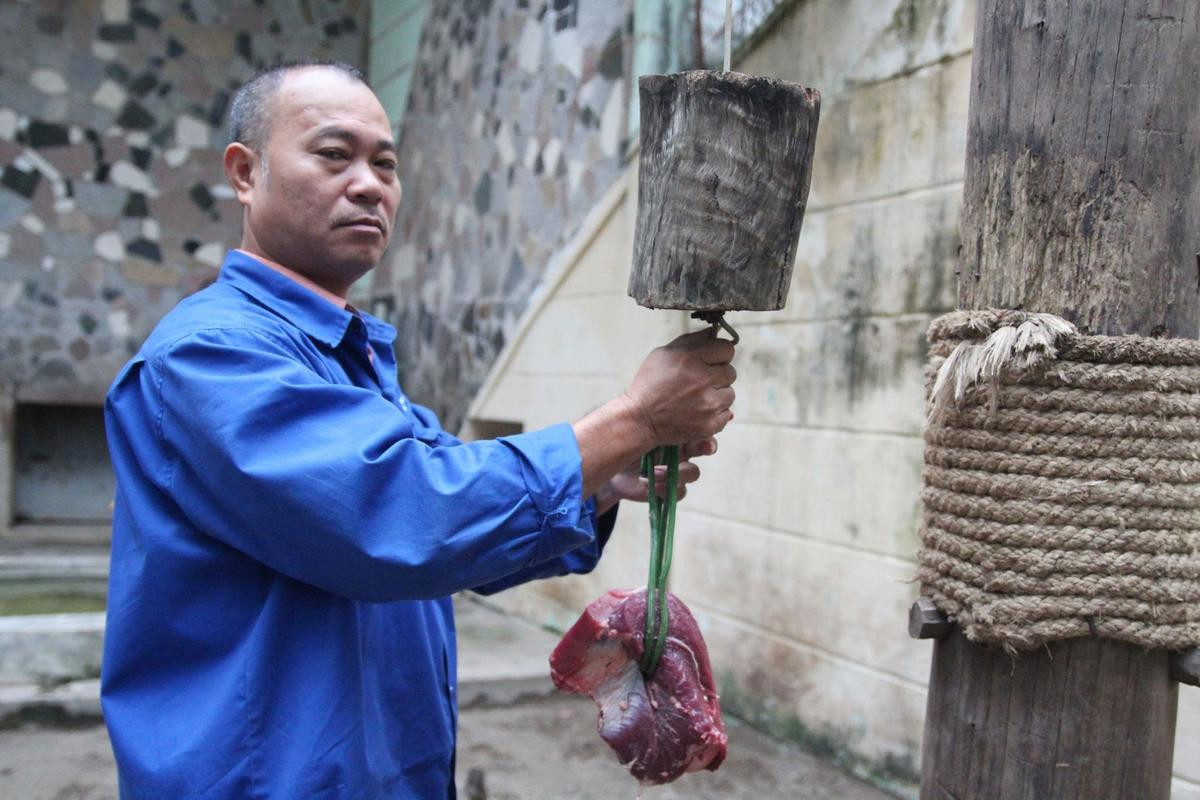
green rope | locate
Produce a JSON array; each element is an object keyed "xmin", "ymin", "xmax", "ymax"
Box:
[
  {"xmin": 639, "ymin": 449, "xmax": 662, "ymax": 676},
  {"xmin": 638, "ymin": 315, "xmax": 734, "ymax": 677},
  {"xmin": 650, "ymin": 451, "xmax": 679, "ymax": 671},
  {"xmin": 640, "ymin": 444, "xmax": 679, "ymax": 677}
]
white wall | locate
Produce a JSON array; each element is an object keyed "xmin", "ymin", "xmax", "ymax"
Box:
[{"xmin": 465, "ymin": 1, "xmax": 1200, "ymax": 795}]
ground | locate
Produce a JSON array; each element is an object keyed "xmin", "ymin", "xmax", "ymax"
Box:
[
  {"xmin": 457, "ymin": 695, "xmax": 894, "ymax": 799},
  {"xmin": 0, "ymin": 695, "xmax": 892, "ymax": 799},
  {"xmin": 0, "ymin": 597, "xmax": 897, "ymax": 798}
]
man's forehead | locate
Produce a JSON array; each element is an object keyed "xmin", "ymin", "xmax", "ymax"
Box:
[{"xmin": 272, "ymin": 68, "xmax": 392, "ymax": 140}]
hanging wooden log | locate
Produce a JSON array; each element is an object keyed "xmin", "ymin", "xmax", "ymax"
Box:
[{"xmin": 630, "ymin": 71, "xmax": 820, "ymax": 312}]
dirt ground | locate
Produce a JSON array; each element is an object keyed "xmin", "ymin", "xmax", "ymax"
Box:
[
  {"xmin": 457, "ymin": 695, "xmax": 893, "ymax": 800},
  {"xmin": 0, "ymin": 695, "xmax": 893, "ymax": 799}
]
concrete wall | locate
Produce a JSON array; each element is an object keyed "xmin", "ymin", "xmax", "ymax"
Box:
[
  {"xmin": 0, "ymin": 0, "xmax": 368, "ymax": 534},
  {"xmin": 368, "ymin": 0, "xmax": 634, "ymax": 430},
  {"xmin": 463, "ymin": 1, "xmax": 1200, "ymax": 796}
]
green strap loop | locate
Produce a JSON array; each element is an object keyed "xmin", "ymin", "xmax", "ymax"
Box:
[{"xmin": 640, "ymin": 444, "xmax": 679, "ymax": 677}]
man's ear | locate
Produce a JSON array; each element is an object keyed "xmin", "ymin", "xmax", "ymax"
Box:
[{"xmin": 223, "ymin": 142, "xmax": 258, "ymax": 205}]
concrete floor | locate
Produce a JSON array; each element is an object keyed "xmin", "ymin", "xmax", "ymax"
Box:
[
  {"xmin": 0, "ymin": 596, "xmax": 894, "ymax": 799},
  {"xmin": 0, "ymin": 695, "xmax": 892, "ymax": 800},
  {"xmin": 0, "ymin": 721, "xmax": 115, "ymax": 800},
  {"xmin": 458, "ymin": 695, "xmax": 894, "ymax": 800}
]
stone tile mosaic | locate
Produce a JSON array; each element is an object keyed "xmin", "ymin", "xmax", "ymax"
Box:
[
  {"xmin": 373, "ymin": 0, "xmax": 633, "ymax": 430},
  {"xmin": 0, "ymin": 0, "xmax": 368, "ymax": 402}
]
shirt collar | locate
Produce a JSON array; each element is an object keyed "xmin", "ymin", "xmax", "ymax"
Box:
[{"xmin": 217, "ymin": 250, "xmax": 396, "ymax": 348}]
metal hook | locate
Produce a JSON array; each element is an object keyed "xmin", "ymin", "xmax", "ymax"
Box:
[
  {"xmin": 714, "ymin": 315, "xmax": 739, "ymax": 345},
  {"xmin": 690, "ymin": 311, "xmax": 740, "ymax": 345}
]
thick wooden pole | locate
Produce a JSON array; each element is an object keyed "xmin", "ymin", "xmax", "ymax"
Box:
[
  {"xmin": 958, "ymin": 0, "xmax": 1200, "ymax": 335},
  {"xmin": 921, "ymin": 2, "xmax": 1200, "ymax": 798}
]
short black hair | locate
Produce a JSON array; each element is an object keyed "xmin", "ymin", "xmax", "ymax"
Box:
[{"xmin": 227, "ymin": 59, "xmax": 368, "ymax": 151}]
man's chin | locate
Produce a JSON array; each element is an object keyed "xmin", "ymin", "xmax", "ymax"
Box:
[
  {"xmin": 317, "ymin": 250, "xmax": 379, "ymax": 290},
  {"xmin": 326, "ymin": 244, "xmax": 383, "ymax": 273}
]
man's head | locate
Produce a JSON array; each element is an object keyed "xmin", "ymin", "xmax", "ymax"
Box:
[{"xmin": 223, "ymin": 60, "xmax": 402, "ymax": 297}]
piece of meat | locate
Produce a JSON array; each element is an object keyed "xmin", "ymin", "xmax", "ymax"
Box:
[{"xmin": 549, "ymin": 588, "xmax": 727, "ymax": 785}]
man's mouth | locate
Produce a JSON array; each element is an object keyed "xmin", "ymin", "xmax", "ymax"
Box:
[{"xmin": 339, "ymin": 217, "xmax": 386, "ymax": 234}]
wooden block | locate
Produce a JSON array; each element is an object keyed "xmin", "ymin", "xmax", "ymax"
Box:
[
  {"xmin": 908, "ymin": 596, "xmax": 953, "ymax": 640},
  {"xmin": 630, "ymin": 71, "xmax": 820, "ymax": 312},
  {"xmin": 1171, "ymin": 647, "xmax": 1200, "ymax": 688}
]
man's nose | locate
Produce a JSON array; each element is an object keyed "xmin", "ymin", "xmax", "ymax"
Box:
[{"xmin": 347, "ymin": 161, "xmax": 384, "ymax": 204}]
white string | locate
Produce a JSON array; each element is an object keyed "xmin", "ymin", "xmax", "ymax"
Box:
[{"xmin": 723, "ymin": 0, "xmax": 733, "ymax": 72}]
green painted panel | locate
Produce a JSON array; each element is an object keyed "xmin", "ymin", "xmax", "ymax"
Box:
[
  {"xmin": 368, "ymin": 0, "xmax": 427, "ymax": 132},
  {"xmin": 629, "ymin": 0, "xmax": 685, "ymax": 138},
  {"xmin": 370, "ymin": 9, "xmax": 426, "ymax": 84},
  {"xmin": 370, "ymin": 0, "xmax": 424, "ymax": 41},
  {"xmin": 374, "ymin": 67, "xmax": 415, "ymax": 131}
]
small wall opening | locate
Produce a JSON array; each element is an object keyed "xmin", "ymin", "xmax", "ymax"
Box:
[{"xmin": 13, "ymin": 403, "xmax": 115, "ymax": 525}]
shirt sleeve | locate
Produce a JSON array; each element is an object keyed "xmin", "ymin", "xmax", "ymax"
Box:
[
  {"xmin": 150, "ymin": 327, "xmax": 598, "ymax": 602},
  {"xmin": 470, "ymin": 499, "xmax": 619, "ymax": 595},
  {"xmin": 407, "ymin": 401, "xmax": 465, "ymax": 448},
  {"xmin": 400, "ymin": 400, "xmax": 620, "ymax": 594}
]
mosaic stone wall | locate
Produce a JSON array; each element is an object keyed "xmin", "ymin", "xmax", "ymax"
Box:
[
  {"xmin": 370, "ymin": 0, "xmax": 634, "ymax": 429},
  {"xmin": 0, "ymin": 0, "xmax": 367, "ymax": 405}
]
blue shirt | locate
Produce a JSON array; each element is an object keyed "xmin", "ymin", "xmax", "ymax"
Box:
[{"xmin": 102, "ymin": 250, "xmax": 615, "ymax": 799}]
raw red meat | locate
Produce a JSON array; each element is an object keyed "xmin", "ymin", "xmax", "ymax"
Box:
[{"xmin": 549, "ymin": 588, "xmax": 727, "ymax": 785}]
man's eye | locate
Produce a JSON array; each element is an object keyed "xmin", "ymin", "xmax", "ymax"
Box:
[
  {"xmin": 319, "ymin": 149, "xmax": 347, "ymax": 160},
  {"xmin": 376, "ymin": 159, "xmax": 398, "ymax": 171}
]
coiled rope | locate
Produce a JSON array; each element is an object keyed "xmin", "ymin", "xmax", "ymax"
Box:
[{"xmin": 919, "ymin": 309, "xmax": 1200, "ymax": 653}]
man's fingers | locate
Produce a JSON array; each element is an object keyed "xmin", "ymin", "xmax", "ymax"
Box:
[
  {"xmin": 699, "ymin": 338, "xmax": 735, "ymax": 365},
  {"xmin": 650, "ymin": 462, "xmax": 701, "ymax": 485},
  {"xmin": 673, "ymin": 329, "xmax": 720, "ymax": 345},
  {"xmin": 712, "ymin": 363, "xmax": 737, "ymax": 388},
  {"xmin": 669, "ymin": 330, "xmax": 735, "ymax": 365},
  {"xmin": 647, "ymin": 481, "xmax": 691, "ymax": 501},
  {"xmin": 681, "ymin": 438, "xmax": 717, "ymax": 459}
]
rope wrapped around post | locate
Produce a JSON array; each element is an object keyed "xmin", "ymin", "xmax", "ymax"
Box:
[{"xmin": 918, "ymin": 309, "xmax": 1200, "ymax": 653}]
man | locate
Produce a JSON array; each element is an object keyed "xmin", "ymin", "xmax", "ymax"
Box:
[{"xmin": 103, "ymin": 60, "xmax": 736, "ymax": 799}]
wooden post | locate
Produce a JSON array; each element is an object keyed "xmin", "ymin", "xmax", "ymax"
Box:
[{"xmin": 920, "ymin": 2, "xmax": 1200, "ymax": 798}]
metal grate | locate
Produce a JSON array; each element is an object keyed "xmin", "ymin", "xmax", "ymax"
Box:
[{"xmin": 694, "ymin": 0, "xmax": 791, "ymax": 68}]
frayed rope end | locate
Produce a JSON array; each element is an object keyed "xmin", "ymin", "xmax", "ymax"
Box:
[{"xmin": 929, "ymin": 312, "xmax": 1076, "ymax": 422}]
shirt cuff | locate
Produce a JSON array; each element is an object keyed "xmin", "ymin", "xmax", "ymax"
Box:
[{"xmin": 499, "ymin": 422, "xmax": 589, "ymax": 563}]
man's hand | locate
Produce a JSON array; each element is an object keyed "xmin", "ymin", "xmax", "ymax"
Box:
[
  {"xmin": 623, "ymin": 331, "xmax": 736, "ymax": 445},
  {"xmin": 594, "ymin": 439, "xmax": 717, "ymax": 515},
  {"xmin": 573, "ymin": 330, "xmax": 736, "ymax": 499}
]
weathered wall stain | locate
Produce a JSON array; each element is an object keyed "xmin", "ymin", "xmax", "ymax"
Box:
[{"xmin": 720, "ymin": 672, "xmax": 922, "ymax": 792}]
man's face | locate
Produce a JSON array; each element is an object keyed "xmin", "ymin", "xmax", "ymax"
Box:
[{"xmin": 240, "ymin": 68, "xmax": 402, "ymax": 293}]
